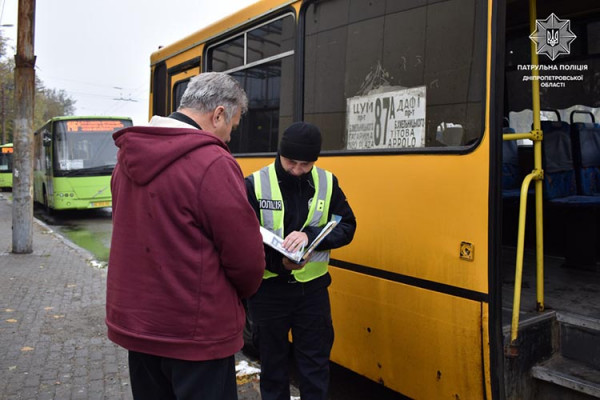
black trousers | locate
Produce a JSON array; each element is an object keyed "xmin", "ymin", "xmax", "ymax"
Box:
[
  {"xmin": 247, "ymin": 275, "xmax": 334, "ymax": 400},
  {"xmin": 128, "ymin": 351, "xmax": 237, "ymax": 400}
]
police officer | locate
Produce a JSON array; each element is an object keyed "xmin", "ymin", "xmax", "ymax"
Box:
[{"xmin": 245, "ymin": 122, "xmax": 356, "ymax": 400}]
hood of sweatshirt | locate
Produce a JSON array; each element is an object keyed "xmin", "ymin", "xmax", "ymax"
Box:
[{"xmin": 113, "ymin": 122, "xmax": 227, "ymax": 186}]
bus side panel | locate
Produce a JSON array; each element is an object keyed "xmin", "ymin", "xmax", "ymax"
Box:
[
  {"xmin": 320, "ymin": 152, "xmax": 489, "ymax": 293},
  {"xmin": 321, "ymin": 146, "xmax": 490, "ymax": 397},
  {"xmin": 0, "ymin": 173, "xmax": 12, "ymax": 189},
  {"xmin": 239, "ymin": 158, "xmax": 278, "ymax": 178},
  {"xmin": 329, "ymin": 267, "xmax": 485, "ymax": 399}
]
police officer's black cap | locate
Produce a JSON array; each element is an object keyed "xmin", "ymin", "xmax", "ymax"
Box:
[{"xmin": 279, "ymin": 122, "xmax": 322, "ymax": 162}]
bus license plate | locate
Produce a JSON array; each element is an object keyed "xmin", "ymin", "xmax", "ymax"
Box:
[{"xmin": 91, "ymin": 201, "xmax": 111, "ymax": 208}]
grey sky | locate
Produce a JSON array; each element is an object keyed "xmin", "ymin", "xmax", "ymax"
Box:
[{"xmin": 0, "ymin": 0, "xmax": 256, "ymax": 124}]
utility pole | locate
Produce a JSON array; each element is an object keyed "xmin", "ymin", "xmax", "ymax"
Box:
[{"xmin": 12, "ymin": 0, "xmax": 35, "ymax": 253}]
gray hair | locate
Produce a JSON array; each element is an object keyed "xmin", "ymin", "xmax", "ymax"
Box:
[{"xmin": 178, "ymin": 72, "xmax": 248, "ymax": 123}]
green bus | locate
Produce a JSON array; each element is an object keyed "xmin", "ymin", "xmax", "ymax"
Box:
[
  {"xmin": 33, "ymin": 116, "xmax": 132, "ymax": 211},
  {"xmin": 0, "ymin": 142, "xmax": 13, "ymax": 190}
]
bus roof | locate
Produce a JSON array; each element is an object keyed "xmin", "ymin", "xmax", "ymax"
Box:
[
  {"xmin": 40, "ymin": 116, "xmax": 133, "ymax": 128},
  {"xmin": 149, "ymin": 0, "xmax": 297, "ymax": 66},
  {"xmin": 0, "ymin": 143, "xmax": 13, "ymax": 148},
  {"xmin": 44, "ymin": 116, "xmax": 132, "ymax": 122}
]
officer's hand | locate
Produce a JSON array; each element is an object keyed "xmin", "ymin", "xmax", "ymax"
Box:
[
  {"xmin": 282, "ymin": 257, "xmax": 307, "ymax": 270},
  {"xmin": 282, "ymin": 231, "xmax": 309, "ymax": 253}
]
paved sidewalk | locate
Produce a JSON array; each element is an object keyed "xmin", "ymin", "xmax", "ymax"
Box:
[
  {"xmin": 0, "ymin": 193, "xmax": 263, "ymax": 400},
  {"xmin": 0, "ymin": 194, "xmax": 132, "ymax": 400}
]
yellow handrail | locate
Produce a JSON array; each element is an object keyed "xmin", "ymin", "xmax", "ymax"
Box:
[{"xmin": 504, "ymin": 0, "xmax": 545, "ymax": 350}]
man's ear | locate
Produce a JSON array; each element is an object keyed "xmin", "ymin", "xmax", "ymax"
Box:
[{"xmin": 212, "ymin": 106, "xmax": 225, "ymax": 126}]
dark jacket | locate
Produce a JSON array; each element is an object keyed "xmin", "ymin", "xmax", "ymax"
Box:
[
  {"xmin": 106, "ymin": 116, "xmax": 265, "ymax": 361},
  {"xmin": 245, "ymin": 156, "xmax": 356, "ymax": 279}
]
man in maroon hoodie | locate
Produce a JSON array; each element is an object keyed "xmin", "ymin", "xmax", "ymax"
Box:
[{"xmin": 106, "ymin": 72, "xmax": 265, "ymax": 400}]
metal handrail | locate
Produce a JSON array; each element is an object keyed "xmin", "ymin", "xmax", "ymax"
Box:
[
  {"xmin": 502, "ymin": 132, "xmax": 544, "ymax": 347},
  {"xmin": 504, "ymin": 0, "xmax": 545, "ymax": 353}
]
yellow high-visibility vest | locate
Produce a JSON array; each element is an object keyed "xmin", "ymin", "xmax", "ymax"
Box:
[{"xmin": 252, "ymin": 163, "xmax": 333, "ymax": 282}]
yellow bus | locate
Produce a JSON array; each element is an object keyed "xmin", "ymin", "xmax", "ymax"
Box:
[
  {"xmin": 0, "ymin": 142, "xmax": 13, "ymax": 190},
  {"xmin": 149, "ymin": 1, "xmax": 600, "ymax": 398}
]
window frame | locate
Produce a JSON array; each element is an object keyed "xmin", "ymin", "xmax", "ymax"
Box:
[
  {"xmin": 204, "ymin": 10, "xmax": 298, "ymax": 157},
  {"xmin": 205, "ymin": 11, "xmax": 296, "ymax": 75}
]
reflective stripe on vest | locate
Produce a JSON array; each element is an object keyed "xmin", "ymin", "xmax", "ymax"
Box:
[{"xmin": 253, "ymin": 163, "xmax": 333, "ymax": 282}]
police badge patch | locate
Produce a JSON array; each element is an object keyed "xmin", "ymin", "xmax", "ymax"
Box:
[{"xmin": 258, "ymin": 199, "xmax": 283, "ymax": 210}]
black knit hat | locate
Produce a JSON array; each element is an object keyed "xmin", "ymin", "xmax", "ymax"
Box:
[{"xmin": 279, "ymin": 122, "xmax": 322, "ymax": 162}]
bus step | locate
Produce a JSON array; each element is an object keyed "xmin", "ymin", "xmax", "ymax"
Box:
[
  {"xmin": 557, "ymin": 313, "xmax": 600, "ymax": 370},
  {"xmin": 532, "ymin": 355, "xmax": 600, "ymax": 399}
]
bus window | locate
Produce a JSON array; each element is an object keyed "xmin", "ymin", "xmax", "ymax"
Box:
[
  {"xmin": 230, "ymin": 61, "xmax": 288, "ymax": 153},
  {"xmin": 152, "ymin": 62, "xmax": 168, "ymax": 117},
  {"xmin": 52, "ymin": 118, "xmax": 130, "ymax": 172},
  {"xmin": 0, "ymin": 146, "xmax": 12, "ymax": 171},
  {"xmin": 173, "ymin": 79, "xmax": 190, "ymax": 112},
  {"xmin": 302, "ymin": 0, "xmax": 486, "ymax": 151},
  {"xmin": 207, "ymin": 13, "xmax": 296, "ymax": 154},
  {"xmin": 0, "ymin": 143, "xmax": 12, "ymax": 190},
  {"xmin": 209, "ymin": 36, "xmax": 245, "ymax": 72},
  {"xmin": 53, "ymin": 125, "xmax": 71, "ymax": 170},
  {"xmin": 247, "ymin": 17, "xmax": 294, "ymax": 63}
]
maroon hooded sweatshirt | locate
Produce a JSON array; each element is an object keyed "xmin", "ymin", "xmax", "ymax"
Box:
[{"xmin": 106, "ymin": 119, "xmax": 265, "ymax": 361}]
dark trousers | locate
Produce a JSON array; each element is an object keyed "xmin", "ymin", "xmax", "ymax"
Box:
[
  {"xmin": 248, "ymin": 276, "xmax": 334, "ymax": 400},
  {"xmin": 128, "ymin": 351, "xmax": 237, "ymax": 400}
]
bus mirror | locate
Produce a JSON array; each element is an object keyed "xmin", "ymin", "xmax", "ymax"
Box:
[{"xmin": 43, "ymin": 133, "xmax": 52, "ymax": 147}]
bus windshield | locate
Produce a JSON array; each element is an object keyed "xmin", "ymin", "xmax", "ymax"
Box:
[
  {"xmin": 0, "ymin": 145, "xmax": 13, "ymax": 172},
  {"xmin": 52, "ymin": 119, "xmax": 130, "ymax": 172}
]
